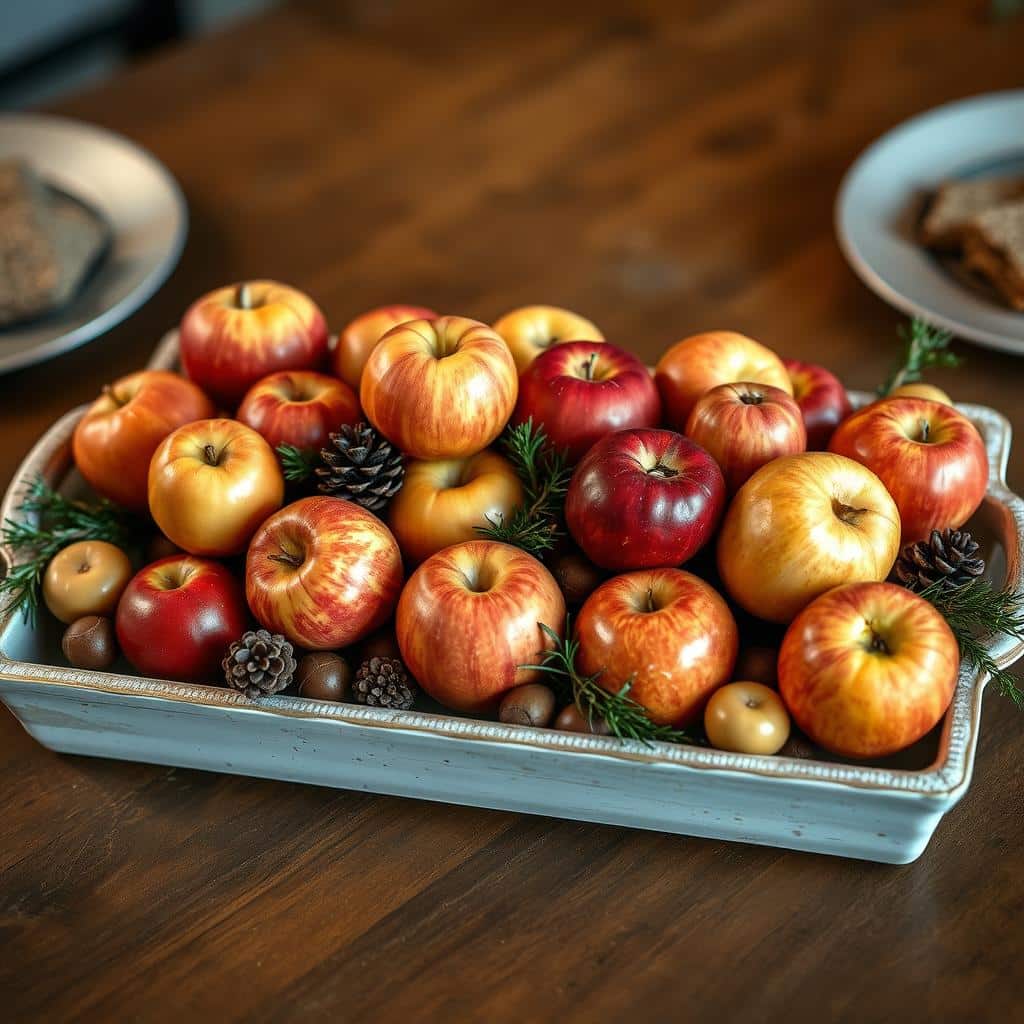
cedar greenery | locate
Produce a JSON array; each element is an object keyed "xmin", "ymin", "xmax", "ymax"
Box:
[
  {"xmin": 277, "ymin": 443, "xmax": 320, "ymax": 483},
  {"xmin": 918, "ymin": 578, "xmax": 1024, "ymax": 708},
  {"xmin": 476, "ymin": 418, "xmax": 573, "ymax": 557},
  {"xmin": 522, "ymin": 620, "xmax": 697, "ymax": 746},
  {"xmin": 878, "ymin": 317, "xmax": 963, "ymax": 397},
  {"xmin": 0, "ymin": 477, "xmax": 140, "ymax": 626}
]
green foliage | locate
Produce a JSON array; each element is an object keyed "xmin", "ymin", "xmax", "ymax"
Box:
[
  {"xmin": 276, "ymin": 443, "xmax": 320, "ymax": 483},
  {"xmin": 878, "ymin": 317, "xmax": 963, "ymax": 397}
]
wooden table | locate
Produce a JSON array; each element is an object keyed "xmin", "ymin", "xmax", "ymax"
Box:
[{"xmin": 3, "ymin": 2, "xmax": 1023, "ymax": 1020}]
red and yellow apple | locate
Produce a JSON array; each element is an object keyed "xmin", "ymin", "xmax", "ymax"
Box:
[
  {"xmin": 148, "ymin": 418, "xmax": 285, "ymax": 556},
  {"xmin": 72, "ymin": 370, "xmax": 215, "ymax": 510},
  {"xmin": 684, "ymin": 381, "xmax": 806, "ymax": 492},
  {"xmin": 778, "ymin": 581, "xmax": 959, "ymax": 758},
  {"xmin": 331, "ymin": 304, "xmax": 437, "ymax": 391},
  {"xmin": 237, "ymin": 370, "xmax": 360, "ymax": 451},
  {"xmin": 511, "ymin": 341, "xmax": 661, "ymax": 462},
  {"xmin": 829, "ymin": 397, "xmax": 988, "ymax": 543},
  {"xmin": 575, "ymin": 568, "xmax": 738, "ymax": 727},
  {"xmin": 115, "ymin": 555, "xmax": 249, "ymax": 682},
  {"xmin": 246, "ymin": 496, "xmax": 404, "ymax": 649},
  {"xmin": 492, "ymin": 304, "xmax": 604, "ymax": 374},
  {"xmin": 180, "ymin": 280, "xmax": 329, "ymax": 407},
  {"xmin": 888, "ymin": 382, "xmax": 952, "ymax": 405},
  {"xmin": 396, "ymin": 540, "xmax": 565, "ymax": 712},
  {"xmin": 566, "ymin": 428, "xmax": 726, "ymax": 570},
  {"xmin": 360, "ymin": 315, "xmax": 518, "ymax": 459},
  {"xmin": 783, "ymin": 358, "xmax": 853, "ymax": 450},
  {"xmin": 388, "ymin": 450, "xmax": 524, "ymax": 564},
  {"xmin": 655, "ymin": 330, "xmax": 792, "ymax": 429},
  {"xmin": 717, "ymin": 452, "xmax": 901, "ymax": 623}
]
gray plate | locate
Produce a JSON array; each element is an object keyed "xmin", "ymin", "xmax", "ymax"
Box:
[
  {"xmin": 835, "ymin": 90, "xmax": 1024, "ymax": 356},
  {"xmin": 0, "ymin": 113, "xmax": 187, "ymax": 373}
]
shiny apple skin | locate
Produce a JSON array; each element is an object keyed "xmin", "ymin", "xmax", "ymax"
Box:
[
  {"xmin": 246, "ymin": 496, "xmax": 404, "ymax": 649},
  {"xmin": 148, "ymin": 419, "xmax": 285, "ymax": 557},
  {"xmin": 388, "ymin": 450, "xmax": 524, "ymax": 564},
  {"xmin": 237, "ymin": 370, "xmax": 361, "ymax": 451},
  {"xmin": 778, "ymin": 582, "xmax": 958, "ymax": 758},
  {"xmin": 492, "ymin": 304, "xmax": 604, "ymax": 374},
  {"xmin": 576, "ymin": 568, "xmax": 738, "ymax": 726},
  {"xmin": 511, "ymin": 341, "xmax": 661, "ymax": 463},
  {"xmin": 717, "ymin": 452, "xmax": 901, "ymax": 624},
  {"xmin": 396, "ymin": 541, "xmax": 565, "ymax": 712},
  {"xmin": 888, "ymin": 382, "xmax": 952, "ymax": 405},
  {"xmin": 115, "ymin": 556, "xmax": 249, "ymax": 682},
  {"xmin": 331, "ymin": 304, "xmax": 437, "ymax": 391},
  {"xmin": 72, "ymin": 370, "xmax": 216, "ymax": 510},
  {"xmin": 704, "ymin": 682, "xmax": 790, "ymax": 755},
  {"xmin": 684, "ymin": 381, "xmax": 806, "ymax": 493},
  {"xmin": 360, "ymin": 316, "xmax": 518, "ymax": 459},
  {"xmin": 565, "ymin": 428, "xmax": 726, "ymax": 571},
  {"xmin": 828, "ymin": 397, "xmax": 988, "ymax": 544},
  {"xmin": 655, "ymin": 331, "xmax": 792, "ymax": 430},
  {"xmin": 783, "ymin": 358, "xmax": 853, "ymax": 450},
  {"xmin": 179, "ymin": 280, "xmax": 329, "ymax": 408}
]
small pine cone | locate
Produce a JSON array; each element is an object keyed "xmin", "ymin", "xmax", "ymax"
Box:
[
  {"xmin": 352, "ymin": 656, "xmax": 416, "ymax": 710},
  {"xmin": 316, "ymin": 423, "xmax": 404, "ymax": 511},
  {"xmin": 223, "ymin": 629, "xmax": 297, "ymax": 698},
  {"xmin": 894, "ymin": 528, "xmax": 985, "ymax": 592}
]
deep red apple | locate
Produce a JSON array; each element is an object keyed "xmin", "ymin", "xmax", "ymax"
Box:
[
  {"xmin": 565, "ymin": 428, "xmax": 726, "ymax": 571},
  {"xmin": 511, "ymin": 341, "xmax": 661, "ymax": 462},
  {"xmin": 684, "ymin": 381, "xmax": 806, "ymax": 492},
  {"xmin": 236, "ymin": 370, "xmax": 361, "ymax": 451},
  {"xmin": 783, "ymin": 358, "xmax": 853, "ymax": 450},
  {"xmin": 115, "ymin": 556, "xmax": 249, "ymax": 682},
  {"xmin": 829, "ymin": 397, "xmax": 988, "ymax": 543}
]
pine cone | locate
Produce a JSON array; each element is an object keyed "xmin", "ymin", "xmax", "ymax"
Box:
[
  {"xmin": 223, "ymin": 629, "xmax": 297, "ymax": 698},
  {"xmin": 894, "ymin": 528, "xmax": 985, "ymax": 592},
  {"xmin": 316, "ymin": 423, "xmax": 404, "ymax": 511},
  {"xmin": 352, "ymin": 656, "xmax": 416, "ymax": 710}
]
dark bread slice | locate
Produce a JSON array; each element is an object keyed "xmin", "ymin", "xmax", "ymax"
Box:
[
  {"xmin": 963, "ymin": 199, "xmax": 1024, "ymax": 311},
  {"xmin": 921, "ymin": 175, "xmax": 1024, "ymax": 250}
]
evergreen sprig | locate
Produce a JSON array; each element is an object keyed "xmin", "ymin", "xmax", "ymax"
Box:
[
  {"xmin": 522, "ymin": 619, "xmax": 697, "ymax": 746},
  {"xmin": 0, "ymin": 477, "xmax": 141, "ymax": 626},
  {"xmin": 476, "ymin": 418, "xmax": 572, "ymax": 557},
  {"xmin": 878, "ymin": 317, "xmax": 963, "ymax": 397},
  {"xmin": 919, "ymin": 578, "xmax": 1024, "ymax": 707},
  {"xmin": 276, "ymin": 443, "xmax": 321, "ymax": 483}
]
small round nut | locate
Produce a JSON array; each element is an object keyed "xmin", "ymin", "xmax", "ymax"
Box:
[
  {"xmin": 554, "ymin": 704, "xmax": 610, "ymax": 734},
  {"xmin": 549, "ymin": 549, "xmax": 606, "ymax": 608},
  {"xmin": 498, "ymin": 683, "xmax": 556, "ymax": 728},
  {"xmin": 61, "ymin": 615, "xmax": 117, "ymax": 670},
  {"xmin": 296, "ymin": 652, "xmax": 352, "ymax": 702}
]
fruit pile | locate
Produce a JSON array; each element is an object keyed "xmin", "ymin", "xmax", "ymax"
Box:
[{"xmin": 13, "ymin": 281, "xmax": 1000, "ymax": 763}]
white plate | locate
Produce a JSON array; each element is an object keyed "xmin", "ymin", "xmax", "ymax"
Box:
[
  {"xmin": 836, "ymin": 90, "xmax": 1024, "ymax": 356},
  {"xmin": 0, "ymin": 113, "xmax": 187, "ymax": 374}
]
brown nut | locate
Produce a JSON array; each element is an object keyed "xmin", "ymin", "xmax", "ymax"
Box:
[
  {"xmin": 498, "ymin": 683, "xmax": 556, "ymax": 728},
  {"xmin": 43, "ymin": 540, "xmax": 133, "ymax": 624},
  {"xmin": 704, "ymin": 682, "xmax": 790, "ymax": 755},
  {"xmin": 554, "ymin": 703, "xmax": 610, "ymax": 734},
  {"xmin": 296, "ymin": 652, "xmax": 352, "ymax": 702},
  {"xmin": 549, "ymin": 549, "xmax": 606, "ymax": 608},
  {"xmin": 359, "ymin": 628, "xmax": 401, "ymax": 664},
  {"xmin": 61, "ymin": 615, "xmax": 117, "ymax": 670},
  {"xmin": 733, "ymin": 646, "xmax": 779, "ymax": 688}
]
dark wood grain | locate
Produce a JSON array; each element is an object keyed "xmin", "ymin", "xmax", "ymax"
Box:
[{"xmin": 2, "ymin": 2, "xmax": 1023, "ymax": 1020}]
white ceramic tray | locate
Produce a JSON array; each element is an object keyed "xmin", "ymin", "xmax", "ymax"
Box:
[{"xmin": 1, "ymin": 331, "xmax": 1021, "ymax": 863}]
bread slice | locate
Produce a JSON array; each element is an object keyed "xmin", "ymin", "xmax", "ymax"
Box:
[
  {"xmin": 921, "ymin": 176, "xmax": 1024, "ymax": 250},
  {"xmin": 963, "ymin": 199, "xmax": 1024, "ymax": 311}
]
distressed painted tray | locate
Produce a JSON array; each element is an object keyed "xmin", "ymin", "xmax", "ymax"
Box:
[{"xmin": 0, "ymin": 330, "xmax": 1021, "ymax": 863}]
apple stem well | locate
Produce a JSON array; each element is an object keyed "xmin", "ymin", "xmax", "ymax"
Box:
[
  {"xmin": 918, "ymin": 418, "xmax": 931, "ymax": 443},
  {"xmin": 202, "ymin": 444, "xmax": 223, "ymax": 467},
  {"xmin": 269, "ymin": 550, "xmax": 304, "ymax": 569},
  {"xmin": 864, "ymin": 625, "xmax": 891, "ymax": 655},
  {"xmin": 235, "ymin": 282, "xmax": 257, "ymax": 310},
  {"xmin": 579, "ymin": 352, "xmax": 599, "ymax": 380}
]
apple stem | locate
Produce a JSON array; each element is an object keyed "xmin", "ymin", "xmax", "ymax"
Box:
[
  {"xmin": 645, "ymin": 587, "xmax": 657, "ymax": 613},
  {"xmin": 867, "ymin": 628, "xmax": 890, "ymax": 655},
  {"xmin": 918, "ymin": 418, "xmax": 930, "ymax": 443},
  {"xmin": 235, "ymin": 282, "xmax": 254, "ymax": 310},
  {"xmin": 102, "ymin": 384, "xmax": 126, "ymax": 408},
  {"xmin": 203, "ymin": 444, "xmax": 221, "ymax": 467},
  {"xmin": 269, "ymin": 551, "xmax": 303, "ymax": 568},
  {"xmin": 648, "ymin": 462, "xmax": 678, "ymax": 479},
  {"xmin": 582, "ymin": 352, "xmax": 598, "ymax": 380}
]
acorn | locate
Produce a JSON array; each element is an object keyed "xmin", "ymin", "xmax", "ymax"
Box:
[
  {"xmin": 554, "ymin": 704, "xmax": 610, "ymax": 734},
  {"xmin": 296, "ymin": 652, "xmax": 352, "ymax": 702},
  {"xmin": 498, "ymin": 683, "xmax": 556, "ymax": 728},
  {"xmin": 548, "ymin": 549, "xmax": 606, "ymax": 608},
  {"xmin": 61, "ymin": 615, "xmax": 117, "ymax": 670}
]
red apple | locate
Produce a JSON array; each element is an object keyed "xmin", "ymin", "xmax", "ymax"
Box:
[
  {"xmin": 828, "ymin": 397, "xmax": 988, "ymax": 543},
  {"xmin": 246, "ymin": 496, "xmax": 403, "ymax": 649},
  {"xmin": 717, "ymin": 452, "xmax": 901, "ymax": 623},
  {"xmin": 395, "ymin": 540, "xmax": 565, "ymax": 712},
  {"xmin": 72, "ymin": 370, "xmax": 215, "ymax": 510},
  {"xmin": 360, "ymin": 315, "xmax": 518, "ymax": 459},
  {"xmin": 576, "ymin": 568, "xmax": 738, "ymax": 726},
  {"xmin": 180, "ymin": 280, "xmax": 329, "ymax": 407},
  {"xmin": 783, "ymin": 358, "xmax": 853, "ymax": 450},
  {"xmin": 237, "ymin": 370, "xmax": 361, "ymax": 451},
  {"xmin": 684, "ymin": 381, "xmax": 806, "ymax": 493},
  {"xmin": 492, "ymin": 304, "xmax": 604, "ymax": 374},
  {"xmin": 655, "ymin": 330, "xmax": 792, "ymax": 429},
  {"xmin": 511, "ymin": 341, "xmax": 661, "ymax": 462},
  {"xmin": 115, "ymin": 555, "xmax": 249, "ymax": 682},
  {"xmin": 778, "ymin": 582, "xmax": 959, "ymax": 758},
  {"xmin": 330, "ymin": 304, "xmax": 437, "ymax": 392},
  {"xmin": 149, "ymin": 419, "xmax": 285, "ymax": 557},
  {"xmin": 565, "ymin": 428, "xmax": 726, "ymax": 571}
]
